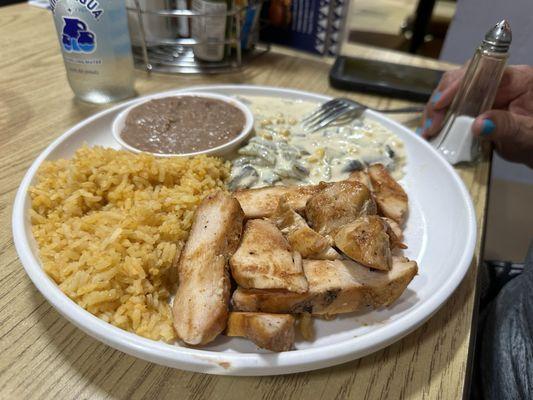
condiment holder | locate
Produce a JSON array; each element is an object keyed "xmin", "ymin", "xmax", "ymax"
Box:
[
  {"xmin": 126, "ymin": 1, "xmax": 268, "ymax": 74},
  {"xmin": 431, "ymin": 20, "xmax": 511, "ymax": 164}
]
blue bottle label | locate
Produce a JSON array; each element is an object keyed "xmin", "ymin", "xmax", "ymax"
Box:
[
  {"xmin": 61, "ymin": 17, "xmax": 96, "ymax": 53},
  {"xmin": 50, "ymin": 0, "xmax": 104, "ymax": 20}
]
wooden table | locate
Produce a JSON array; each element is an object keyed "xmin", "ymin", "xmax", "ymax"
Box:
[{"xmin": 0, "ymin": 4, "xmax": 490, "ymax": 399}]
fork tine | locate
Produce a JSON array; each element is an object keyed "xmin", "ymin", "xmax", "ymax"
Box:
[
  {"xmin": 304, "ymin": 103, "xmax": 351, "ymax": 130},
  {"xmin": 303, "ymin": 102, "xmax": 350, "ymax": 129},
  {"xmin": 301, "ymin": 98, "xmax": 344, "ymax": 124},
  {"xmin": 300, "ymin": 100, "xmax": 339, "ymax": 125},
  {"xmin": 308, "ymin": 106, "xmax": 357, "ymax": 132},
  {"xmin": 334, "ymin": 107, "xmax": 365, "ymax": 123}
]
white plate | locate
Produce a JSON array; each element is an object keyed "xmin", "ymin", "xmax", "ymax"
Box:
[{"xmin": 12, "ymin": 85, "xmax": 476, "ymax": 376}]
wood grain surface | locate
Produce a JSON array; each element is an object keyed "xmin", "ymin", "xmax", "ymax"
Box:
[{"xmin": 0, "ymin": 4, "xmax": 490, "ymax": 400}]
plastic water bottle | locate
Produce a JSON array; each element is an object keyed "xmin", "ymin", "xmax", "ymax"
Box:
[{"xmin": 49, "ymin": 0, "xmax": 135, "ymax": 104}]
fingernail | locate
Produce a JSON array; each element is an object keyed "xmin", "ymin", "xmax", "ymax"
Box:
[
  {"xmin": 431, "ymin": 91, "xmax": 442, "ymax": 104},
  {"xmin": 415, "ymin": 127, "xmax": 422, "ymax": 135},
  {"xmin": 424, "ymin": 118, "xmax": 432, "ymax": 129},
  {"xmin": 481, "ymin": 119, "xmax": 495, "ymax": 135}
]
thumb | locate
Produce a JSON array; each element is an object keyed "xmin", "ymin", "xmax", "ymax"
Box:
[{"xmin": 472, "ymin": 110, "xmax": 533, "ymax": 166}]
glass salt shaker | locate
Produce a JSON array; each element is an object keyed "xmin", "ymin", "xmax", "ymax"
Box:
[{"xmin": 432, "ymin": 20, "xmax": 512, "ymax": 164}]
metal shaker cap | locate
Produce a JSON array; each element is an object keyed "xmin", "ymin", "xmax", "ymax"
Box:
[{"xmin": 482, "ymin": 20, "xmax": 512, "ymax": 52}]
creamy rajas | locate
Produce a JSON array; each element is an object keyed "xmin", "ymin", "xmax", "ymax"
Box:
[
  {"xmin": 121, "ymin": 96, "xmax": 245, "ymax": 154},
  {"xmin": 228, "ymin": 96, "xmax": 406, "ymax": 190}
]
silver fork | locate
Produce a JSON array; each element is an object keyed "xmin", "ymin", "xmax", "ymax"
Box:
[{"xmin": 301, "ymin": 98, "xmax": 425, "ymax": 132}]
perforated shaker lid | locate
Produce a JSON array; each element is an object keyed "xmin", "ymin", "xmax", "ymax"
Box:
[{"xmin": 482, "ymin": 20, "xmax": 512, "ymax": 52}]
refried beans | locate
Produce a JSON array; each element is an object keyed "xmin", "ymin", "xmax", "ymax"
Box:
[{"xmin": 121, "ymin": 96, "xmax": 246, "ymax": 154}]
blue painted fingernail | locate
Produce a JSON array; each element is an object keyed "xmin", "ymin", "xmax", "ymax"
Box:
[
  {"xmin": 415, "ymin": 127, "xmax": 422, "ymax": 135},
  {"xmin": 424, "ymin": 118, "xmax": 432, "ymax": 129},
  {"xmin": 431, "ymin": 91, "xmax": 441, "ymax": 104},
  {"xmin": 481, "ymin": 119, "xmax": 495, "ymax": 135}
]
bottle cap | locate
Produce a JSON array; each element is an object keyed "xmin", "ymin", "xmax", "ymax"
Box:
[{"xmin": 482, "ymin": 20, "xmax": 512, "ymax": 53}]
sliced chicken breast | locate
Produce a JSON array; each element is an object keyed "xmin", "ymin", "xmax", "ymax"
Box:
[
  {"xmin": 305, "ymin": 181, "xmax": 377, "ymax": 236},
  {"xmin": 368, "ymin": 164, "xmax": 408, "ymax": 225},
  {"xmin": 232, "ymin": 256, "xmax": 418, "ymax": 315},
  {"xmin": 230, "ymin": 219, "xmax": 308, "ymax": 293},
  {"xmin": 348, "ymin": 170, "xmax": 372, "ymax": 188},
  {"xmin": 234, "ymin": 184, "xmax": 329, "ymax": 219},
  {"xmin": 382, "ymin": 217, "xmax": 407, "ymax": 249},
  {"xmin": 226, "ymin": 312, "xmax": 295, "ymax": 352},
  {"xmin": 173, "ymin": 191, "xmax": 244, "ymax": 346},
  {"xmin": 271, "ymin": 196, "xmax": 340, "ymax": 260},
  {"xmin": 334, "ymin": 215, "xmax": 392, "ymax": 271}
]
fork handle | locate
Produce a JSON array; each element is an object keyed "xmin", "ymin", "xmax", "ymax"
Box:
[{"xmin": 373, "ymin": 106, "xmax": 425, "ymax": 114}]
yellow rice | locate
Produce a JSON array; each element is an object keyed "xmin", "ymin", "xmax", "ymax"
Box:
[{"xmin": 30, "ymin": 146, "xmax": 229, "ymax": 342}]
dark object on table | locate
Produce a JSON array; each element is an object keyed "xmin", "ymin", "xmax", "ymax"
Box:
[
  {"xmin": 472, "ymin": 242, "xmax": 533, "ymax": 400},
  {"xmin": 1, "ymin": 0, "xmax": 26, "ymax": 6},
  {"xmin": 329, "ymin": 56, "xmax": 444, "ymax": 102}
]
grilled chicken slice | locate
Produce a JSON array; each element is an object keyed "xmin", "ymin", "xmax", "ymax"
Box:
[
  {"xmin": 173, "ymin": 191, "xmax": 244, "ymax": 346},
  {"xmin": 271, "ymin": 196, "xmax": 340, "ymax": 260},
  {"xmin": 382, "ymin": 217, "xmax": 407, "ymax": 249},
  {"xmin": 348, "ymin": 170, "xmax": 372, "ymax": 188},
  {"xmin": 334, "ymin": 216, "xmax": 392, "ymax": 271},
  {"xmin": 230, "ymin": 219, "xmax": 308, "ymax": 293},
  {"xmin": 226, "ymin": 312, "xmax": 295, "ymax": 352},
  {"xmin": 234, "ymin": 184, "xmax": 329, "ymax": 219},
  {"xmin": 232, "ymin": 256, "xmax": 417, "ymax": 315},
  {"xmin": 368, "ymin": 164, "xmax": 408, "ymax": 226},
  {"xmin": 305, "ymin": 181, "xmax": 376, "ymax": 237}
]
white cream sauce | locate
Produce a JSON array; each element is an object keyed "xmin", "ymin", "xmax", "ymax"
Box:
[{"xmin": 228, "ymin": 96, "xmax": 405, "ymax": 190}]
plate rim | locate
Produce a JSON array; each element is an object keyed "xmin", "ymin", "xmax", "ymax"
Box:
[{"xmin": 12, "ymin": 84, "xmax": 477, "ymax": 375}]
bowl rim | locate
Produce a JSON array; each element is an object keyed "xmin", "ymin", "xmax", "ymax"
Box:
[{"xmin": 111, "ymin": 91, "xmax": 255, "ymax": 157}]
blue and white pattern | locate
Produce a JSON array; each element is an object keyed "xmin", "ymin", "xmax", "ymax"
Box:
[{"xmin": 61, "ymin": 17, "xmax": 96, "ymax": 53}]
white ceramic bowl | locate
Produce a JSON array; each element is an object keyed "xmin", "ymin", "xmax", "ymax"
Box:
[{"xmin": 112, "ymin": 92, "xmax": 254, "ymax": 157}]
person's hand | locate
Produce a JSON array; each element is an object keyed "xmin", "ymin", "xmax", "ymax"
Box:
[
  {"xmin": 420, "ymin": 65, "xmax": 533, "ymax": 167},
  {"xmin": 471, "ymin": 110, "xmax": 533, "ymax": 168},
  {"xmin": 419, "ymin": 67, "xmax": 466, "ymax": 139}
]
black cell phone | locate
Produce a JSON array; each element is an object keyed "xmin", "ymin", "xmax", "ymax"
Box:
[{"xmin": 329, "ymin": 56, "xmax": 445, "ymax": 102}]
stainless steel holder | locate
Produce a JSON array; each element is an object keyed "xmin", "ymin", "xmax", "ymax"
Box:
[{"xmin": 127, "ymin": 1, "xmax": 269, "ymax": 74}]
